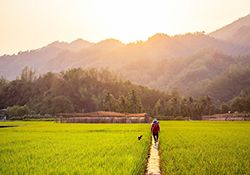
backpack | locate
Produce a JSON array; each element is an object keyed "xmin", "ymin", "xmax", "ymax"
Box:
[{"xmin": 152, "ymin": 122, "xmax": 159, "ymax": 132}]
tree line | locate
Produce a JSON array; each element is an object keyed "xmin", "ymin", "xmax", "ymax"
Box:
[{"xmin": 0, "ymin": 67, "xmax": 249, "ymax": 119}]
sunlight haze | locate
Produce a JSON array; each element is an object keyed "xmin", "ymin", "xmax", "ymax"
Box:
[{"xmin": 0, "ymin": 0, "xmax": 250, "ymax": 55}]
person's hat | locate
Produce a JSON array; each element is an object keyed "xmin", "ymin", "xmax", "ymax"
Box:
[{"xmin": 153, "ymin": 118, "xmax": 158, "ymax": 123}]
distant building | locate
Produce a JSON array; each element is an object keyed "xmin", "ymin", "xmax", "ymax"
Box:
[
  {"xmin": 202, "ymin": 113, "xmax": 250, "ymax": 121},
  {"xmin": 0, "ymin": 109, "xmax": 7, "ymax": 120},
  {"xmin": 56, "ymin": 111, "xmax": 150, "ymax": 123}
]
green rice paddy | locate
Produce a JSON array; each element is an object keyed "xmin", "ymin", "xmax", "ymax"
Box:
[
  {"xmin": 1, "ymin": 121, "xmax": 249, "ymax": 175},
  {"xmin": 0, "ymin": 121, "xmax": 150, "ymax": 175},
  {"xmin": 159, "ymin": 121, "xmax": 250, "ymax": 175}
]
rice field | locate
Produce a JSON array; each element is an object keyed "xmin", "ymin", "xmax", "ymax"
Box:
[
  {"xmin": 0, "ymin": 121, "xmax": 150, "ymax": 175},
  {"xmin": 1, "ymin": 121, "xmax": 249, "ymax": 175},
  {"xmin": 159, "ymin": 121, "xmax": 250, "ymax": 175}
]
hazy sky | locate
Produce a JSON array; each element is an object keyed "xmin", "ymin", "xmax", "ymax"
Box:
[{"xmin": 0, "ymin": 0, "xmax": 250, "ymax": 55}]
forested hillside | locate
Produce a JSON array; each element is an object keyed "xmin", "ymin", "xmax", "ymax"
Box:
[
  {"xmin": 0, "ymin": 14, "xmax": 250, "ymax": 108},
  {"xmin": 0, "ymin": 68, "xmax": 249, "ymax": 119}
]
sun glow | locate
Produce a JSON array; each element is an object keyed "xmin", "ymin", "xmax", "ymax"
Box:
[
  {"xmin": 87, "ymin": 0, "xmax": 188, "ymax": 43},
  {"xmin": 0, "ymin": 0, "xmax": 250, "ymax": 55}
]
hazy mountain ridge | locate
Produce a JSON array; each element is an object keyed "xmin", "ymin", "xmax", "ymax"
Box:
[
  {"xmin": 210, "ymin": 14, "xmax": 250, "ymax": 48},
  {"xmin": 1, "ymin": 14, "xmax": 250, "ymax": 102}
]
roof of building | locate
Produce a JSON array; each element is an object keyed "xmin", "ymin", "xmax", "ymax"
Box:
[{"xmin": 57, "ymin": 111, "xmax": 148, "ymax": 118}]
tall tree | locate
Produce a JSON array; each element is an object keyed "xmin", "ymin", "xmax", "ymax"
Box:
[{"xmin": 20, "ymin": 66, "xmax": 36, "ymax": 82}]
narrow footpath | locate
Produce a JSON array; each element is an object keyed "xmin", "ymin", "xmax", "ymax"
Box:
[{"xmin": 145, "ymin": 137, "xmax": 161, "ymax": 175}]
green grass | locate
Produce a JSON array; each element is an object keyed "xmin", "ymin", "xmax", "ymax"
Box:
[
  {"xmin": 159, "ymin": 121, "xmax": 250, "ymax": 175},
  {"xmin": 0, "ymin": 121, "xmax": 150, "ymax": 175},
  {"xmin": 1, "ymin": 121, "xmax": 249, "ymax": 175}
]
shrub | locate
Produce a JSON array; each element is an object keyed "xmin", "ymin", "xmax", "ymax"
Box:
[{"xmin": 7, "ymin": 105, "xmax": 30, "ymax": 118}]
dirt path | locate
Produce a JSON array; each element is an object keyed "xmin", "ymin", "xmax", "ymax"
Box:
[{"xmin": 145, "ymin": 137, "xmax": 161, "ymax": 175}]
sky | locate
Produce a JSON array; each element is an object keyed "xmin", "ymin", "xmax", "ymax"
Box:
[{"xmin": 0, "ymin": 0, "xmax": 250, "ymax": 55}]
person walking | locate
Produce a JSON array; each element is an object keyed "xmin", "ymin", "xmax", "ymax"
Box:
[{"xmin": 151, "ymin": 118, "xmax": 160, "ymax": 143}]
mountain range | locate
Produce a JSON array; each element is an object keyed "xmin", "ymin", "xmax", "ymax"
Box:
[{"xmin": 1, "ymin": 13, "xmax": 250, "ymax": 103}]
